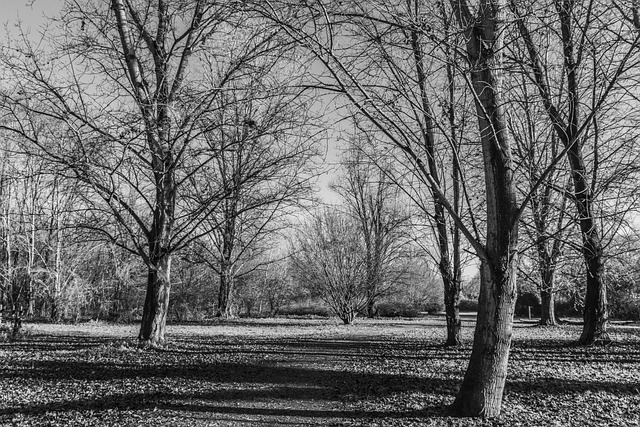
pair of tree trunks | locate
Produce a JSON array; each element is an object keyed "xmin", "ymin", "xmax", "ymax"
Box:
[{"xmin": 513, "ymin": 0, "xmax": 610, "ymax": 344}]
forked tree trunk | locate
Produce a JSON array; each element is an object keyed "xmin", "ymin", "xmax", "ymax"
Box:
[
  {"xmin": 340, "ymin": 308, "xmax": 356, "ymax": 325},
  {"xmin": 449, "ymin": 0, "xmax": 519, "ymax": 417},
  {"xmin": 138, "ymin": 181, "xmax": 176, "ymax": 347},
  {"xmin": 366, "ymin": 297, "xmax": 376, "ymax": 318},
  {"xmin": 566, "ymin": 153, "xmax": 608, "ymax": 344},
  {"xmin": 139, "ymin": 256, "xmax": 172, "ymax": 348}
]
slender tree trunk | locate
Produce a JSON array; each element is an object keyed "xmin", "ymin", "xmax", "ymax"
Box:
[
  {"xmin": 138, "ymin": 156, "xmax": 176, "ymax": 346},
  {"xmin": 365, "ymin": 259, "xmax": 380, "ymax": 318},
  {"xmin": 410, "ymin": 9, "xmax": 460, "ymax": 345},
  {"xmin": 449, "ymin": 0, "xmax": 519, "ymax": 417},
  {"xmin": 139, "ymin": 255, "xmax": 172, "ymax": 348},
  {"xmin": 536, "ymin": 241, "xmax": 558, "ymax": 326},
  {"xmin": 366, "ymin": 297, "xmax": 376, "ymax": 318}
]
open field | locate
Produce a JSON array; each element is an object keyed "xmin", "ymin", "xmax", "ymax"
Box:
[{"xmin": 1, "ymin": 317, "xmax": 639, "ymax": 426}]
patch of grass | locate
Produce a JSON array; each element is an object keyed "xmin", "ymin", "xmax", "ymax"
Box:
[{"xmin": 0, "ymin": 318, "xmax": 638, "ymax": 426}]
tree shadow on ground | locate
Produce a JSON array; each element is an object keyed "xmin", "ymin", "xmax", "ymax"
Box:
[
  {"xmin": 2, "ymin": 331, "xmax": 639, "ymax": 424},
  {"xmin": 169, "ymin": 335, "xmax": 474, "ymax": 363},
  {"xmin": 0, "ymin": 334, "xmax": 117, "ymax": 352},
  {"xmin": 0, "ymin": 388, "xmax": 450, "ymax": 420}
]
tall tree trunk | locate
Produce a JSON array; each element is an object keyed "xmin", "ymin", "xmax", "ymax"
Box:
[
  {"xmin": 558, "ymin": 0, "xmax": 608, "ymax": 343},
  {"xmin": 449, "ymin": 0, "xmax": 519, "ymax": 417},
  {"xmin": 365, "ymin": 256, "xmax": 380, "ymax": 318},
  {"xmin": 566, "ymin": 139, "xmax": 607, "ymax": 344},
  {"xmin": 410, "ymin": 6, "xmax": 460, "ymax": 346},
  {"xmin": 514, "ymin": 0, "xmax": 609, "ymax": 343},
  {"xmin": 139, "ymin": 255, "xmax": 171, "ymax": 348}
]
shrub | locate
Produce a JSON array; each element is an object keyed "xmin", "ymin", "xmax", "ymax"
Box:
[
  {"xmin": 277, "ymin": 302, "xmax": 330, "ymax": 317},
  {"xmin": 554, "ymin": 297, "xmax": 582, "ymax": 318},
  {"xmin": 376, "ymin": 301, "xmax": 420, "ymax": 318},
  {"xmin": 609, "ymin": 292, "xmax": 640, "ymax": 321},
  {"xmin": 458, "ymin": 299, "xmax": 478, "ymax": 312},
  {"xmin": 0, "ymin": 322, "xmax": 30, "ymax": 342},
  {"xmin": 422, "ymin": 300, "xmax": 444, "ymax": 315}
]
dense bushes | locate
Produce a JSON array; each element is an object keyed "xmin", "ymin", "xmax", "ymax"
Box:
[
  {"xmin": 375, "ymin": 301, "xmax": 421, "ymax": 318},
  {"xmin": 276, "ymin": 302, "xmax": 330, "ymax": 317}
]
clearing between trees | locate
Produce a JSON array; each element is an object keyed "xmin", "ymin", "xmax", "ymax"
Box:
[{"xmin": 1, "ymin": 317, "xmax": 639, "ymax": 426}]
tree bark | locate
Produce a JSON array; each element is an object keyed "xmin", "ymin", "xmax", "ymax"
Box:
[
  {"xmin": 578, "ymin": 230, "xmax": 608, "ymax": 343},
  {"xmin": 561, "ymin": 6, "xmax": 608, "ymax": 341},
  {"xmin": 451, "ymin": 259, "xmax": 517, "ymax": 416},
  {"xmin": 216, "ymin": 269, "xmax": 234, "ymax": 318},
  {"xmin": 444, "ymin": 274, "xmax": 462, "ymax": 346},
  {"xmin": 536, "ymin": 233, "xmax": 559, "ymax": 326},
  {"xmin": 139, "ymin": 255, "xmax": 171, "ymax": 348},
  {"xmin": 449, "ymin": 0, "xmax": 519, "ymax": 417},
  {"xmin": 566, "ymin": 121, "xmax": 608, "ymax": 345},
  {"xmin": 216, "ymin": 201, "xmax": 237, "ymax": 318},
  {"xmin": 539, "ymin": 284, "xmax": 557, "ymax": 326}
]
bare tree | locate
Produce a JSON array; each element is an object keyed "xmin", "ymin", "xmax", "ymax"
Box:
[
  {"xmin": 0, "ymin": 0, "xmax": 299, "ymax": 346},
  {"xmin": 510, "ymin": 0, "xmax": 640, "ymax": 343},
  {"xmin": 185, "ymin": 75, "xmax": 319, "ymax": 318},
  {"xmin": 508, "ymin": 81, "xmax": 573, "ymax": 325},
  {"xmin": 252, "ymin": 0, "xmax": 522, "ymax": 415},
  {"xmin": 291, "ymin": 209, "xmax": 368, "ymax": 324},
  {"xmin": 331, "ymin": 139, "xmax": 411, "ymax": 318}
]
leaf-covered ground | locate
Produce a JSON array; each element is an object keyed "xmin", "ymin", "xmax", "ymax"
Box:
[{"xmin": 1, "ymin": 317, "xmax": 639, "ymax": 426}]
